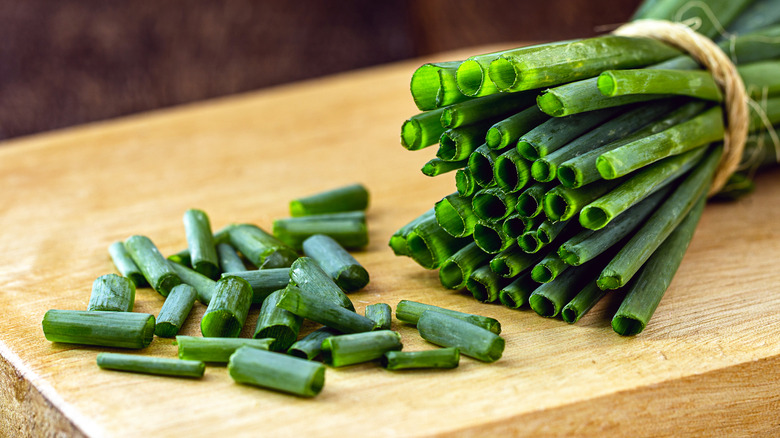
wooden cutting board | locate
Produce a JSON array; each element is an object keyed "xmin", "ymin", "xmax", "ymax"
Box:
[{"xmin": 2, "ymin": 47, "xmax": 779, "ymax": 437}]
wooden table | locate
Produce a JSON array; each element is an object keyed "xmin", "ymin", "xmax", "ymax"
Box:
[{"xmin": 2, "ymin": 47, "xmax": 779, "ymax": 437}]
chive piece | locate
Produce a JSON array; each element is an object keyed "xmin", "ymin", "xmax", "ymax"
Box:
[
  {"xmin": 561, "ymin": 281, "xmax": 609, "ymax": 324},
  {"xmin": 289, "ymin": 257, "xmax": 355, "ymax": 311},
  {"xmin": 543, "ymin": 179, "xmax": 623, "ymax": 222},
  {"xmin": 518, "ymin": 229, "xmax": 544, "ymax": 254},
  {"xmin": 438, "ymin": 120, "xmax": 496, "ymax": 162},
  {"xmin": 88, "ymin": 274, "xmax": 136, "ymax": 312},
  {"xmin": 290, "ymin": 183, "xmax": 369, "ymax": 217},
  {"xmin": 253, "ymin": 289, "xmax": 303, "ymax": 351},
  {"xmin": 287, "ymin": 327, "xmax": 340, "ymax": 360},
  {"xmin": 96, "ymin": 353, "xmax": 204, "ymax": 378},
  {"xmin": 502, "ymin": 214, "xmax": 529, "ymax": 241},
  {"xmin": 155, "ymin": 284, "xmax": 197, "ymax": 338},
  {"xmin": 417, "ymin": 311, "xmax": 504, "ymax": 363},
  {"xmin": 301, "ymin": 235, "xmax": 368, "ymax": 292},
  {"xmin": 473, "ymin": 221, "xmax": 513, "ymax": 254},
  {"xmin": 486, "ymin": 106, "xmax": 550, "ymax": 150},
  {"xmin": 473, "ymin": 187, "xmax": 518, "ymax": 222},
  {"xmin": 395, "ymin": 300, "xmax": 501, "ymax": 334},
  {"xmin": 456, "ymin": 48, "xmax": 517, "ymax": 97},
  {"xmin": 229, "ymin": 223, "xmax": 298, "ymax": 269},
  {"xmin": 455, "ymin": 168, "xmax": 478, "ymax": 197},
  {"xmin": 537, "ymin": 78, "xmax": 671, "ymax": 117},
  {"xmin": 183, "ymin": 209, "xmax": 219, "ymax": 279},
  {"xmin": 273, "ymin": 211, "xmax": 368, "ymax": 250},
  {"xmin": 441, "ymin": 90, "xmax": 537, "ymax": 129},
  {"xmin": 200, "ymin": 276, "xmax": 253, "ymax": 338},
  {"xmin": 498, "ymin": 273, "xmax": 537, "ymax": 309},
  {"xmin": 176, "ymin": 336, "xmax": 273, "ymax": 363},
  {"xmin": 529, "ymin": 263, "xmax": 601, "ymax": 318},
  {"xmin": 108, "ymin": 241, "xmax": 148, "ymax": 288},
  {"xmin": 228, "ymin": 346, "xmax": 325, "ymax": 397},
  {"xmin": 167, "ymin": 260, "xmax": 217, "ymax": 305},
  {"xmin": 598, "ymin": 146, "xmax": 721, "ymax": 290},
  {"xmin": 276, "ymin": 284, "xmax": 375, "ymax": 334},
  {"xmin": 216, "ymin": 243, "xmax": 246, "ymax": 274},
  {"xmin": 490, "ymin": 246, "xmax": 545, "ymax": 278},
  {"xmin": 517, "ymin": 108, "xmax": 620, "ymax": 160},
  {"xmin": 435, "ymin": 193, "xmax": 478, "ymax": 238},
  {"xmin": 531, "ymin": 252, "xmax": 569, "ymax": 284},
  {"xmin": 411, "ymin": 61, "xmax": 467, "ymax": 111},
  {"xmin": 389, "ymin": 208, "xmax": 435, "ymax": 256},
  {"xmin": 219, "ymin": 268, "xmax": 289, "ymax": 304},
  {"xmin": 124, "ymin": 235, "xmax": 182, "ymax": 297},
  {"xmin": 468, "ymin": 144, "xmax": 499, "ymax": 187},
  {"xmin": 168, "ymin": 225, "xmax": 233, "ymax": 268},
  {"xmin": 598, "ymin": 69, "xmax": 721, "ymax": 101},
  {"xmin": 439, "ymin": 242, "xmax": 491, "ymax": 290},
  {"xmin": 407, "ymin": 214, "xmax": 470, "ymax": 269},
  {"xmin": 401, "ymin": 109, "xmax": 446, "ymax": 151},
  {"xmin": 612, "ymin": 195, "xmax": 706, "ymax": 335},
  {"xmin": 467, "ymin": 264, "xmax": 510, "ymax": 303},
  {"xmin": 515, "ymin": 182, "xmax": 554, "ymax": 218},
  {"xmin": 493, "ymin": 148, "xmax": 531, "ymax": 193},
  {"xmin": 422, "ymin": 158, "xmax": 468, "ymax": 176},
  {"xmin": 364, "ymin": 303, "xmax": 392, "ymax": 331},
  {"xmin": 382, "ymin": 348, "xmax": 460, "ymax": 370},
  {"xmin": 597, "ymin": 107, "xmax": 724, "ymax": 179},
  {"xmin": 536, "ymin": 218, "xmax": 572, "ymax": 245},
  {"xmin": 42, "ymin": 310, "xmax": 154, "ymax": 349},
  {"xmin": 321, "ymin": 330, "xmax": 402, "ymax": 367}
]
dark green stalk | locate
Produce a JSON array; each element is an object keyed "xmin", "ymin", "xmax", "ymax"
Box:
[
  {"xmin": 253, "ymin": 289, "xmax": 303, "ymax": 351},
  {"xmin": 422, "ymin": 158, "xmax": 468, "ymax": 176},
  {"xmin": 228, "ymin": 346, "xmax": 325, "ymax": 397},
  {"xmin": 561, "ymin": 281, "xmax": 609, "ymax": 324},
  {"xmin": 276, "ymin": 284, "xmax": 375, "ymax": 334},
  {"xmin": 531, "ymin": 252, "xmax": 569, "ymax": 283},
  {"xmin": 382, "ymin": 348, "xmax": 460, "ymax": 370},
  {"xmin": 417, "ymin": 311, "xmax": 504, "ymax": 363},
  {"xmin": 456, "ymin": 168, "xmax": 478, "ymax": 197},
  {"xmin": 108, "ymin": 241, "xmax": 148, "ymax": 288},
  {"xmin": 406, "ymin": 214, "xmax": 470, "ymax": 269},
  {"xmin": 88, "ymin": 274, "xmax": 135, "ymax": 312},
  {"xmin": 395, "ymin": 300, "xmax": 501, "ymax": 334},
  {"xmin": 515, "ymin": 182, "xmax": 555, "ymax": 218},
  {"xmin": 438, "ymin": 242, "xmax": 491, "ymax": 289},
  {"xmin": 529, "ymin": 256, "xmax": 607, "ymax": 318},
  {"xmin": 321, "ymin": 330, "xmax": 402, "ymax": 367},
  {"xmin": 493, "ymin": 148, "xmax": 531, "ymax": 193},
  {"xmin": 498, "ymin": 273, "xmax": 537, "ymax": 309},
  {"xmin": 725, "ymin": 0, "xmax": 780, "ymax": 35},
  {"xmin": 501, "ymin": 214, "xmax": 530, "ymax": 241},
  {"xmin": 597, "ymin": 70, "xmax": 721, "ymax": 102},
  {"xmin": 97, "ymin": 353, "xmax": 204, "ymax": 378},
  {"xmin": 124, "ymin": 235, "xmax": 182, "ymax": 297},
  {"xmin": 302, "ymin": 234, "xmax": 369, "ymax": 292},
  {"xmin": 401, "ymin": 109, "xmax": 446, "ymax": 151},
  {"xmin": 289, "ymin": 257, "xmax": 354, "ymax": 311},
  {"xmin": 543, "ymin": 179, "xmax": 623, "ymax": 222},
  {"xmin": 536, "ymin": 218, "xmax": 572, "ymax": 245},
  {"xmin": 176, "ymin": 336, "xmax": 273, "ymax": 363},
  {"xmin": 517, "ymin": 108, "xmax": 620, "ymax": 160},
  {"xmin": 42, "ymin": 310, "xmax": 155, "ymax": 349},
  {"xmin": 468, "ymin": 144, "xmax": 500, "ymax": 187},
  {"xmin": 537, "ymin": 78, "xmax": 671, "ymax": 117},
  {"xmin": 473, "ymin": 221, "xmax": 513, "ymax": 254},
  {"xmin": 435, "ymin": 192, "xmax": 478, "ymax": 238},
  {"xmin": 183, "ymin": 209, "xmax": 219, "ymax": 279},
  {"xmin": 273, "ymin": 211, "xmax": 368, "ymax": 250},
  {"xmin": 490, "ymin": 246, "xmax": 545, "ymax": 278},
  {"xmin": 740, "ymin": 61, "xmax": 780, "ymax": 98},
  {"xmin": 472, "ymin": 187, "xmax": 518, "ymax": 222},
  {"xmin": 724, "ymin": 26, "xmax": 780, "ymax": 64},
  {"xmin": 438, "ymin": 120, "xmax": 496, "ymax": 161},
  {"xmin": 517, "ymin": 229, "xmax": 542, "ymax": 253},
  {"xmin": 365, "ymin": 303, "xmax": 392, "ymax": 330},
  {"xmin": 456, "ymin": 48, "xmax": 522, "ymax": 97},
  {"xmin": 200, "ymin": 276, "xmax": 253, "ymax": 338},
  {"xmin": 229, "ymin": 223, "xmax": 298, "ymax": 268},
  {"xmin": 155, "ymin": 284, "xmax": 197, "ymax": 338},
  {"xmin": 675, "ymin": 0, "xmax": 754, "ymax": 39},
  {"xmin": 167, "ymin": 260, "xmax": 217, "ymax": 305},
  {"xmin": 486, "ymin": 106, "xmax": 549, "ymax": 150},
  {"xmin": 467, "ymin": 264, "xmax": 511, "ymax": 303},
  {"xmin": 389, "ymin": 208, "xmax": 435, "ymax": 256},
  {"xmin": 168, "ymin": 225, "xmax": 233, "ymax": 268},
  {"xmin": 287, "ymin": 327, "xmax": 340, "ymax": 360},
  {"xmin": 290, "ymin": 183, "xmax": 369, "ymax": 216},
  {"xmin": 410, "ymin": 61, "xmax": 468, "ymax": 111},
  {"xmin": 216, "ymin": 243, "xmax": 246, "ymax": 273},
  {"xmin": 441, "ymin": 90, "xmax": 537, "ymax": 129}
]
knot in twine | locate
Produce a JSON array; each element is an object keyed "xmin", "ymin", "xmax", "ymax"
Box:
[{"xmin": 613, "ymin": 19, "xmax": 749, "ymax": 196}]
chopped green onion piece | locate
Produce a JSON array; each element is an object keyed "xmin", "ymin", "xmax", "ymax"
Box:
[
  {"xmin": 253, "ymin": 289, "xmax": 303, "ymax": 351},
  {"xmin": 365, "ymin": 303, "xmax": 392, "ymax": 330},
  {"xmin": 200, "ymin": 276, "xmax": 253, "ymax": 338},
  {"xmin": 438, "ymin": 242, "xmax": 491, "ymax": 290},
  {"xmin": 167, "ymin": 260, "xmax": 217, "ymax": 305},
  {"xmin": 537, "ymin": 218, "xmax": 572, "ymax": 245},
  {"xmin": 515, "ymin": 182, "xmax": 554, "ymax": 218},
  {"xmin": 168, "ymin": 225, "xmax": 234, "ymax": 267},
  {"xmin": 276, "ymin": 284, "xmax": 375, "ymax": 334},
  {"xmin": 441, "ymin": 90, "xmax": 537, "ymax": 129},
  {"xmin": 108, "ymin": 241, "xmax": 148, "ymax": 288},
  {"xmin": 389, "ymin": 208, "xmax": 435, "ymax": 256},
  {"xmin": 438, "ymin": 120, "xmax": 495, "ymax": 162},
  {"xmin": 422, "ymin": 157, "xmax": 468, "ymax": 176},
  {"xmin": 289, "ymin": 257, "xmax": 355, "ymax": 311},
  {"xmin": 455, "ymin": 168, "xmax": 478, "ymax": 197},
  {"xmin": 321, "ymin": 330, "xmax": 402, "ymax": 367},
  {"xmin": 290, "ymin": 183, "xmax": 369, "ymax": 217},
  {"xmin": 88, "ymin": 274, "xmax": 135, "ymax": 312},
  {"xmin": 473, "ymin": 221, "xmax": 513, "ymax": 254},
  {"xmin": 502, "ymin": 214, "xmax": 531, "ymax": 240},
  {"xmin": 42, "ymin": 310, "xmax": 154, "ymax": 349},
  {"xmin": 410, "ymin": 61, "xmax": 467, "ymax": 111},
  {"xmin": 598, "ymin": 69, "xmax": 722, "ymax": 101},
  {"xmin": 407, "ymin": 214, "xmax": 470, "ymax": 269},
  {"xmin": 395, "ymin": 300, "xmax": 501, "ymax": 334},
  {"xmin": 228, "ymin": 346, "xmax": 325, "ymax": 397},
  {"xmin": 473, "ymin": 187, "xmax": 518, "ymax": 222},
  {"xmin": 401, "ymin": 109, "xmax": 446, "ymax": 151},
  {"xmin": 287, "ymin": 327, "xmax": 340, "ymax": 360},
  {"xmin": 537, "ymin": 78, "xmax": 671, "ymax": 117},
  {"xmin": 229, "ymin": 223, "xmax": 298, "ymax": 269},
  {"xmin": 468, "ymin": 144, "xmax": 500, "ymax": 187},
  {"xmin": 498, "ymin": 273, "xmax": 537, "ymax": 309},
  {"xmin": 486, "ymin": 106, "xmax": 549, "ymax": 150},
  {"xmin": 97, "ymin": 353, "xmax": 204, "ymax": 378},
  {"xmin": 517, "ymin": 229, "xmax": 542, "ymax": 253},
  {"xmin": 529, "ymin": 260, "xmax": 603, "ymax": 318},
  {"xmin": 467, "ymin": 264, "xmax": 510, "ymax": 303},
  {"xmin": 531, "ymin": 252, "xmax": 570, "ymax": 284},
  {"xmin": 417, "ymin": 311, "xmax": 504, "ymax": 363},
  {"xmin": 518, "ymin": 108, "xmax": 620, "ymax": 160},
  {"xmin": 543, "ymin": 179, "xmax": 623, "ymax": 222},
  {"xmin": 216, "ymin": 243, "xmax": 246, "ymax": 273},
  {"xmin": 561, "ymin": 281, "xmax": 609, "ymax": 324},
  {"xmin": 382, "ymin": 348, "xmax": 460, "ymax": 370},
  {"xmin": 302, "ymin": 234, "xmax": 368, "ymax": 292},
  {"xmin": 273, "ymin": 211, "xmax": 368, "ymax": 250},
  {"xmin": 493, "ymin": 148, "xmax": 531, "ymax": 193},
  {"xmin": 124, "ymin": 235, "xmax": 182, "ymax": 297},
  {"xmin": 490, "ymin": 246, "xmax": 544, "ymax": 278},
  {"xmin": 183, "ymin": 209, "xmax": 219, "ymax": 279},
  {"xmin": 176, "ymin": 335, "xmax": 273, "ymax": 363},
  {"xmin": 155, "ymin": 284, "xmax": 197, "ymax": 338},
  {"xmin": 435, "ymin": 192, "xmax": 478, "ymax": 238}
]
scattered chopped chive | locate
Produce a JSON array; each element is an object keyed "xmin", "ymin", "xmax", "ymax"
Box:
[
  {"xmin": 612, "ymin": 194, "xmax": 706, "ymax": 335},
  {"xmin": 435, "ymin": 192, "xmax": 479, "ymax": 238},
  {"xmin": 155, "ymin": 284, "xmax": 197, "ymax": 338},
  {"xmin": 382, "ymin": 348, "xmax": 460, "ymax": 370},
  {"xmin": 96, "ymin": 353, "xmax": 204, "ymax": 378},
  {"xmin": 406, "ymin": 214, "xmax": 470, "ymax": 269},
  {"xmin": 229, "ymin": 224, "xmax": 298, "ymax": 269},
  {"xmin": 168, "ymin": 225, "xmax": 234, "ymax": 268},
  {"xmin": 422, "ymin": 157, "xmax": 468, "ymax": 176},
  {"xmin": 531, "ymin": 252, "xmax": 570, "ymax": 283},
  {"xmin": 493, "ymin": 148, "xmax": 531, "ymax": 193},
  {"xmin": 529, "ymin": 259, "xmax": 605, "ymax": 318},
  {"xmin": 543, "ymin": 179, "xmax": 623, "ymax": 222},
  {"xmin": 273, "ymin": 211, "xmax": 368, "ymax": 250},
  {"xmin": 561, "ymin": 281, "xmax": 609, "ymax": 324},
  {"xmin": 515, "ymin": 182, "xmax": 555, "ymax": 217},
  {"xmin": 87, "ymin": 274, "xmax": 135, "ymax": 312},
  {"xmin": 389, "ymin": 208, "xmax": 435, "ymax": 256},
  {"xmin": 537, "ymin": 77, "xmax": 671, "ymax": 117},
  {"xmin": 517, "ymin": 108, "xmax": 620, "ymax": 161},
  {"xmin": 468, "ymin": 144, "xmax": 500, "ymax": 187},
  {"xmin": 216, "ymin": 243, "xmax": 246, "ymax": 274},
  {"xmin": 167, "ymin": 260, "xmax": 216, "ymax": 305},
  {"xmin": 441, "ymin": 90, "xmax": 537, "ymax": 129},
  {"xmin": 473, "ymin": 187, "xmax": 518, "ymax": 222},
  {"xmin": 598, "ymin": 69, "xmax": 721, "ymax": 101},
  {"xmin": 302, "ymin": 234, "xmax": 369, "ymax": 292},
  {"xmin": 42, "ymin": 310, "xmax": 154, "ymax": 349},
  {"xmin": 467, "ymin": 264, "xmax": 510, "ymax": 303},
  {"xmin": 108, "ymin": 241, "xmax": 148, "ymax": 288},
  {"xmin": 598, "ymin": 146, "xmax": 721, "ymax": 290},
  {"xmin": 486, "ymin": 106, "xmax": 550, "ymax": 150},
  {"xmin": 276, "ymin": 284, "xmax": 375, "ymax": 334},
  {"xmin": 395, "ymin": 300, "xmax": 501, "ymax": 334},
  {"xmin": 438, "ymin": 242, "xmax": 491, "ymax": 289},
  {"xmin": 501, "ymin": 214, "xmax": 530, "ymax": 241},
  {"xmin": 228, "ymin": 346, "xmax": 325, "ymax": 397},
  {"xmin": 287, "ymin": 327, "xmax": 340, "ymax": 360},
  {"xmin": 124, "ymin": 235, "xmax": 182, "ymax": 297},
  {"xmin": 498, "ymin": 273, "xmax": 537, "ymax": 309},
  {"xmin": 365, "ymin": 303, "xmax": 392, "ymax": 330},
  {"xmin": 289, "ymin": 257, "xmax": 355, "ymax": 311},
  {"xmin": 455, "ymin": 168, "xmax": 478, "ymax": 197},
  {"xmin": 438, "ymin": 120, "xmax": 496, "ymax": 162},
  {"xmin": 200, "ymin": 276, "xmax": 253, "ymax": 338},
  {"xmin": 183, "ymin": 209, "xmax": 219, "ymax": 279},
  {"xmin": 253, "ymin": 289, "xmax": 303, "ymax": 351},
  {"xmin": 579, "ymin": 147, "xmax": 706, "ymax": 230},
  {"xmin": 490, "ymin": 246, "xmax": 545, "ymax": 278},
  {"xmin": 473, "ymin": 221, "xmax": 513, "ymax": 254},
  {"xmin": 289, "ymin": 183, "xmax": 369, "ymax": 217},
  {"xmin": 417, "ymin": 311, "xmax": 504, "ymax": 363},
  {"xmin": 401, "ymin": 109, "xmax": 446, "ymax": 151},
  {"xmin": 321, "ymin": 330, "xmax": 402, "ymax": 367},
  {"xmin": 176, "ymin": 336, "xmax": 273, "ymax": 363}
]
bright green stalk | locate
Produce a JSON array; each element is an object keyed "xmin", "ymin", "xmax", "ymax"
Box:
[
  {"xmin": 321, "ymin": 330, "xmax": 402, "ymax": 367},
  {"xmin": 395, "ymin": 300, "xmax": 501, "ymax": 334},
  {"xmin": 97, "ymin": 353, "xmax": 204, "ymax": 378},
  {"xmin": 289, "ymin": 183, "xmax": 369, "ymax": 217},
  {"xmin": 536, "ymin": 218, "xmax": 572, "ymax": 245},
  {"xmin": 108, "ymin": 241, "xmax": 148, "ymax": 288},
  {"xmin": 167, "ymin": 260, "xmax": 216, "ymax": 305},
  {"xmin": 253, "ymin": 289, "xmax": 303, "ymax": 351},
  {"xmin": 216, "ymin": 243, "xmax": 246, "ymax": 273},
  {"xmin": 220, "ymin": 268, "xmax": 289, "ymax": 304},
  {"xmin": 489, "ymin": 246, "xmax": 545, "ymax": 278},
  {"xmin": 561, "ymin": 281, "xmax": 609, "ymax": 324},
  {"xmin": 725, "ymin": 26, "xmax": 780, "ymax": 64},
  {"xmin": 468, "ymin": 144, "xmax": 500, "ymax": 187},
  {"xmin": 517, "ymin": 108, "xmax": 619, "ymax": 160},
  {"xmin": 168, "ymin": 225, "xmax": 233, "ymax": 268},
  {"xmin": 228, "ymin": 346, "xmax": 325, "ymax": 397},
  {"xmin": 401, "ymin": 109, "xmax": 446, "ymax": 151},
  {"xmin": 406, "ymin": 214, "xmax": 470, "ymax": 269},
  {"xmin": 438, "ymin": 242, "xmax": 491, "ymax": 289},
  {"xmin": 382, "ymin": 348, "xmax": 460, "ymax": 370},
  {"xmin": 502, "ymin": 214, "xmax": 532, "ymax": 241},
  {"xmin": 289, "ymin": 257, "xmax": 354, "ymax": 311},
  {"xmin": 472, "ymin": 187, "xmax": 518, "ymax": 222},
  {"xmin": 467, "ymin": 264, "xmax": 510, "ymax": 303},
  {"xmin": 302, "ymin": 234, "xmax": 369, "ymax": 292},
  {"xmin": 537, "ymin": 78, "xmax": 672, "ymax": 117},
  {"xmin": 88, "ymin": 274, "xmax": 135, "ymax": 312},
  {"xmin": 498, "ymin": 273, "xmax": 537, "ymax": 309},
  {"xmin": 388, "ymin": 208, "xmax": 435, "ymax": 256},
  {"xmin": 438, "ymin": 120, "xmax": 496, "ymax": 161},
  {"xmin": 486, "ymin": 106, "xmax": 549, "ymax": 150},
  {"xmin": 456, "ymin": 168, "xmax": 478, "ymax": 197},
  {"xmin": 124, "ymin": 235, "xmax": 182, "ymax": 297},
  {"xmin": 473, "ymin": 221, "xmax": 513, "ymax": 254},
  {"xmin": 177, "ymin": 336, "xmax": 273, "ymax": 363},
  {"xmin": 422, "ymin": 158, "xmax": 468, "ymax": 176},
  {"xmin": 229, "ymin": 223, "xmax": 298, "ymax": 269},
  {"xmin": 410, "ymin": 61, "xmax": 468, "ymax": 111},
  {"xmin": 515, "ymin": 182, "xmax": 555, "ymax": 218},
  {"xmin": 531, "ymin": 252, "xmax": 569, "ymax": 283},
  {"xmin": 287, "ymin": 327, "xmax": 340, "ymax": 360},
  {"xmin": 417, "ymin": 311, "xmax": 504, "ymax": 363},
  {"xmin": 597, "ymin": 70, "xmax": 722, "ymax": 102},
  {"xmin": 155, "ymin": 284, "xmax": 197, "ymax": 338},
  {"xmin": 276, "ymin": 284, "xmax": 375, "ymax": 334},
  {"xmin": 183, "ymin": 209, "xmax": 219, "ymax": 279},
  {"xmin": 435, "ymin": 192, "xmax": 478, "ymax": 238},
  {"xmin": 543, "ymin": 179, "xmax": 623, "ymax": 222},
  {"xmin": 441, "ymin": 90, "xmax": 537, "ymax": 129},
  {"xmin": 42, "ymin": 310, "xmax": 155, "ymax": 349},
  {"xmin": 529, "ymin": 258, "xmax": 605, "ymax": 318},
  {"xmin": 740, "ymin": 61, "xmax": 780, "ymax": 98},
  {"xmin": 365, "ymin": 303, "xmax": 392, "ymax": 330},
  {"xmin": 493, "ymin": 148, "xmax": 531, "ymax": 193},
  {"xmin": 200, "ymin": 276, "xmax": 253, "ymax": 338},
  {"xmin": 517, "ymin": 229, "xmax": 542, "ymax": 254},
  {"xmin": 273, "ymin": 211, "xmax": 368, "ymax": 250}
]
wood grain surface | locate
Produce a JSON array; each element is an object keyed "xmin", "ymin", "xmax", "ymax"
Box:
[{"xmin": 1, "ymin": 46, "xmax": 780, "ymax": 437}]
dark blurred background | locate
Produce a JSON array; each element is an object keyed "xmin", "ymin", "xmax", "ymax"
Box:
[{"xmin": 0, "ymin": 0, "xmax": 642, "ymax": 140}]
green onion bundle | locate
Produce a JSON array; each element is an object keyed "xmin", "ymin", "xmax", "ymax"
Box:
[{"xmin": 392, "ymin": 0, "xmax": 780, "ymax": 335}]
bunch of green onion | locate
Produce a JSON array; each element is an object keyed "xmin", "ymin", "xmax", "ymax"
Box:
[{"xmin": 392, "ymin": 0, "xmax": 780, "ymax": 335}]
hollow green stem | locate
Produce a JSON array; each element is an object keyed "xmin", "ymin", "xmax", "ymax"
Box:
[
  {"xmin": 410, "ymin": 61, "xmax": 468, "ymax": 111},
  {"xmin": 493, "ymin": 148, "xmax": 531, "ymax": 193},
  {"xmin": 290, "ymin": 183, "xmax": 369, "ymax": 217},
  {"xmin": 167, "ymin": 260, "xmax": 217, "ymax": 305},
  {"xmin": 287, "ymin": 327, "xmax": 340, "ymax": 360},
  {"xmin": 124, "ymin": 235, "xmax": 182, "ymax": 297},
  {"xmin": 490, "ymin": 246, "xmax": 545, "ymax": 278},
  {"xmin": 273, "ymin": 211, "xmax": 368, "ymax": 250},
  {"xmin": 200, "ymin": 276, "xmax": 253, "ymax": 338},
  {"xmin": 395, "ymin": 300, "xmax": 501, "ymax": 334},
  {"xmin": 515, "ymin": 182, "xmax": 555, "ymax": 218},
  {"xmin": 456, "ymin": 168, "xmax": 478, "ymax": 197},
  {"xmin": 216, "ymin": 243, "xmax": 246, "ymax": 273},
  {"xmin": 401, "ymin": 109, "xmax": 446, "ymax": 151},
  {"xmin": 302, "ymin": 234, "xmax": 369, "ymax": 292},
  {"xmin": 422, "ymin": 158, "xmax": 468, "ymax": 176},
  {"xmin": 176, "ymin": 336, "xmax": 273, "ymax": 363},
  {"xmin": 321, "ymin": 330, "xmax": 402, "ymax": 367},
  {"xmin": 561, "ymin": 281, "xmax": 609, "ymax": 324},
  {"xmin": 467, "ymin": 264, "xmax": 511, "ymax": 303},
  {"xmin": 407, "ymin": 214, "xmax": 470, "ymax": 269},
  {"xmin": 417, "ymin": 311, "xmax": 504, "ymax": 363},
  {"xmin": 42, "ymin": 310, "xmax": 155, "ymax": 349},
  {"xmin": 543, "ymin": 179, "xmax": 623, "ymax": 222},
  {"xmin": 389, "ymin": 208, "xmax": 435, "ymax": 256},
  {"xmin": 253, "ymin": 289, "xmax": 303, "ymax": 352},
  {"xmin": 486, "ymin": 106, "xmax": 549, "ymax": 150},
  {"xmin": 518, "ymin": 107, "xmax": 620, "ymax": 160},
  {"xmin": 228, "ymin": 346, "xmax": 325, "ymax": 397},
  {"xmin": 473, "ymin": 187, "xmax": 518, "ymax": 222},
  {"xmin": 88, "ymin": 274, "xmax": 135, "ymax": 312},
  {"xmin": 289, "ymin": 257, "xmax": 354, "ymax": 310},
  {"xmin": 468, "ymin": 144, "xmax": 500, "ymax": 187},
  {"xmin": 365, "ymin": 303, "xmax": 392, "ymax": 330},
  {"xmin": 531, "ymin": 252, "xmax": 569, "ymax": 283},
  {"xmin": 155, "ymin": 284, "xmax": 197, "ymax": 338},
  {"xmin": 598, "ymin": 69, "xmax": 722, "ymax": 101},
  {"xmin": 183, "ymin": 209, "xmax": 219, "ymax": 279},
  {"xmin": 97, "ymin": 353, "xmax": 204, "ymax": 378},
  {"xmin": 473, "ymin": 221, "xmax": 513, "ymax": 254},
  {"xmin": 537, "ymin": 78, "xmax": 672, "ymax": 117},
  {"xmin": 438, "ymin": 120, "xmax": 496, "ymax": 162},
  {"xmin": 498, "ymin": 273, "xmax": 537, "ymax": 309},
  {"xmin": 435, "ymin": 192, "xmax": 479, "ymax": 238},
  {"xmin": 438, "ymin": 242, "xmax": 491, "ymax": 290},
  {"xmin": 108, "ymin": 241, "xmax": 148, "ymax": 288},
  {"xmin": 441, "ymin": 90, "xmax": 537, "ymax": 129},
  {"xmin": 382, "ymin": 348, "xmax": 460, "ymax": 370},
  {"xmin": 276, "ymin": 284, "xmax": 375, "ymax": 334},
  {"xmin": 229, "ymin": 223, "xmax": 298, "ymax": 269}
]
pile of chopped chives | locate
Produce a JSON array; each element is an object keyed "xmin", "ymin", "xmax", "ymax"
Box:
[{"xmin": 393, "ymin": 0, "xmax": 780, "ymax": 336}]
